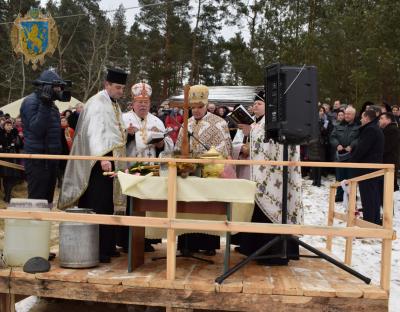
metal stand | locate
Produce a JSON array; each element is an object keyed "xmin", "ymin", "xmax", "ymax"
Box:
[
  {"xmin": 152, "ymin": 233, "xmax": 214, "ymax": 264},
  {"xmin": 152, "ymin": 249, "xmax": 214, "ymax": 264},
  {"xmin": 215, "ymin": 144, "xmax": 371, "ymax": 285}
]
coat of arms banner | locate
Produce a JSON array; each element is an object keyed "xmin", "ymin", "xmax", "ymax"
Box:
[{"xmin": 11, "ymin": 8, "xmax": 59, "ymax": 70}]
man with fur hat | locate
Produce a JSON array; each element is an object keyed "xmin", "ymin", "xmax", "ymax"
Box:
[
  {"xmin": 174, "ymin": 84, "xmax": 232, "ymax": 256},
  {"xmin": 59, "ymin": 68, "xmax": 127, "ymax": 263}
]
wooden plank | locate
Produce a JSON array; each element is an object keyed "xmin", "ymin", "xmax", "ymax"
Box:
[
  {"xmin": 242, "ymin": 263, "xmax": 273, "ymax": 295},
  {"xmin": 271, "ymin": 266, "xmax": 303, "ymax": 296},
  {"xmin": 358, "ymin": 284, "xmax": 388, "ymax": 299},
  {"xmin": 7, "ymin": 278, "xmax": 388, "ymax": 311},
  {"xmin": 0, "ymin": 160, "xmax": 24, "ymax": 171},
  {"xmin": 381, "ymin": 169, "xmax": 394, "ymax": 291},
  {"xmin": 0, "ymin": 211, "xmax": 394, "ymax": 239},
  {"xmin": 290, "ymin": 265, "xmax": 336, "ymax": 297},
  {"xmin": 0, "ymin": 152, "xmax": 393, "ymax": 169},
  {"xmin": 335, "ymin": 212, "xmax": 383, "ymax": 229},
  {"xmin": 166, "ymin": 162, "xmax": 177, "ymax": 281},
  {"xmin": 331, "ymin": 169, "xmax": 385, "ymax": 187},
  {"xmin": 169, "ymin": 219, "xmax": 394, "ymax": 239},
  {"xmin": 344, "ymin": 181, "xmax": 357, "ymax": 265},
  {"xmin": 185, "ymin": 262, "xmax": 219, "ymax": 292},
  {"xmin": 0, "ymin": 293, "xmax": 15, "ymax": 312},
  {"xmin": 354, "ymin": 218, "xmax": 383, "ymax": 229},
  {"xmin": 87, "ymin": 257, "xmax": 131, "ymax": 285},
  {"xmin": 0, "ymin": 210, "xmax": 169, "ymax": 228},
  {"xmin": 326, "ymin": 186, "xmax": 336, "ymax": 251},
  {"xmin": 122, "ymin": 259, "xmax": 166, "ymax": 287}
]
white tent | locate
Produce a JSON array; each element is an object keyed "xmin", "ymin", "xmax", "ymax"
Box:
[{"xmin": 1, "ymin": 96, "xmax": 82, "ymax": 118}]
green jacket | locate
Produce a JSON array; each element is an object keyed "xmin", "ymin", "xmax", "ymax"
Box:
[{"xmin": 329, "ymin": 121, "xmax": 360, "ymax": 151}]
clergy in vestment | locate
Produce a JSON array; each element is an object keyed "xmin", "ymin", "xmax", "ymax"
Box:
[
  {"xmin": 234, "ymin": 91, "xmax": 303, "ymax": 265},
  {"xmin": 174, "ymin": 84, "xmax": 232, "ymax": 256},
  {"xmin": 122, "ymin": 82, "xmax": 174, "ymax": 160},
  {"xmin": 117, "ymin": 82, "xmax": 174, "ymax": 252},
  {"xmin": 59, "ymin": 68, "xmax": 128, "ymax": 263}
]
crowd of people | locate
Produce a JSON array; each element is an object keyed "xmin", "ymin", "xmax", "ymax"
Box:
[
  {"xmin": 303, "ymin": 100, "xmax": 400, "ymax": 225},
  {"xmin": 1, "ymin": 67, "xmax": 398, "ymax": 264}
]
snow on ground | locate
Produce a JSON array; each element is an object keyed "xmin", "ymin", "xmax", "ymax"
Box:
[
  {"xmin": 301, "ymin": 175, "xmax": 399, "ymax": 312},
  {"xmin": 16, "ymin": 175, "xmax": 399, "ymax": 311}
]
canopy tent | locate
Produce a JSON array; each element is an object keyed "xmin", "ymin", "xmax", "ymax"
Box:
[{"xmin": 1, "ymin": 96, "xmax": 82, "ymax": 118}]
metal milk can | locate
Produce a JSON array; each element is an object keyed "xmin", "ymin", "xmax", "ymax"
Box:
[{"xmin": 59, "ymin": 207, "xmax": 99, "ymax": 268}]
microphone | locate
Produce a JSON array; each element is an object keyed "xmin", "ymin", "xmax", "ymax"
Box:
[{"xmin": 168, "ymin": 116, "xmax": 210, "ymax": 151}]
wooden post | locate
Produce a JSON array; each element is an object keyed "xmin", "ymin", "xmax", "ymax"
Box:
[
  {"xmin": 0, "ymin": 293, "xmax": 15, "ymax": 312},
  {"xmin": 181, "ymin": 85, "xmax": 191, "ymax": 158},
  {"xmin": 326, "ymin": 185, "xmax": 336, "ymax": 251},
  {"xmin": 344, "ymin": 181, "xmax": 357, "ymax": 265},
  {"xmin": 166, "ymin": 162, "xmax": 178, "ymax": 280},
  {"xmin": 380, "ymin": 168, "xmax": 394, "ymax": 291}
]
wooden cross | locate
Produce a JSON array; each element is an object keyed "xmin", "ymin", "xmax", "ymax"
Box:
[{"xmin": 169, "ymin": 84, "xmax": 193, "ymax": 158}]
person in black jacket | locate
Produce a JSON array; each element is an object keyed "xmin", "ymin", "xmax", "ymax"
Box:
[
  {"xmin": 351, "ymin": 110, "xmax": 384, "ymax": 225},
  {"xmin": 379, "ymin": 112, "xmax": 400, "ymax": 191},
  {"xmin": 0, "ymin": 121, "xmax": 23, "ymax": 202},
  {"xmin": 20, "ymin": 69, "xmax": 71, "ymax": 204}
]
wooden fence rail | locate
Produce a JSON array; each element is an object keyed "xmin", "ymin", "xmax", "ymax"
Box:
[{"xmin": 0, "ymin": 153, "xmax": 395, "ymax": 292}]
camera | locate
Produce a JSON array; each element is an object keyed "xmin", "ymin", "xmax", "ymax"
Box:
[{"xmin": 38, "ymin": 80, "xmax": 72, "ymax": 102}]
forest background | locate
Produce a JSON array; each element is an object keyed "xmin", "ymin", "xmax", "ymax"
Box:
[{"xmin": 0, "ymin": 0, "xmax": 399, "ymax": 110}]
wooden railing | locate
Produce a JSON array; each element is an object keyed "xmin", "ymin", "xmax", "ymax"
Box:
[{"xmin": 0, "ymin": 153, "xmax": 395, "ymax": 292}]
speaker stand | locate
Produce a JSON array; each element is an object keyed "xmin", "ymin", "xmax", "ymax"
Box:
[{"xmin": 215, "ymin": 144, "xmax": 371, "ymax": 285}]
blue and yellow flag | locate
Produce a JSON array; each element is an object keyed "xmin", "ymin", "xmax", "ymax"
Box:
[{"xmin": 11, "ymin": 8, "xmax": 58, "ymax": 70}]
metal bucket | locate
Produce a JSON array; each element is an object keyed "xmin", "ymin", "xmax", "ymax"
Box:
[{"xmin": 59, "ymin": 207, "xmax": 99, "ymax": 268}]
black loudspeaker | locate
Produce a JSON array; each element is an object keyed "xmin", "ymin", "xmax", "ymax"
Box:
[{"xmin": 265, "ymin": 63, "xmax": 319, "ymax": 145}]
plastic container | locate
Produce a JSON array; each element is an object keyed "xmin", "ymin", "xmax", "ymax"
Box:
[{"xmin": 3, "ymin": 199, "xmax": 51, "ymax": 267}]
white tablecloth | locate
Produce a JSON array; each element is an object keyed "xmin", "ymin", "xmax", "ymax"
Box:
[{"xmin": 117, "ymin": 172, "xmax": 256, "ymax": 238}]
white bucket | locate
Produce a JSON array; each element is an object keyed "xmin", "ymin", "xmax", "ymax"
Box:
[{"xmin": 3, "ymin": 199, "xmax": 51, "ymax": 267}]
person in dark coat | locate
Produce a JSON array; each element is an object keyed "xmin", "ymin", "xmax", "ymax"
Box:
[
  {"xmin": 330, "ymin": 106, "xmax": 359, "ymax": 201},
  {"xmin": 351, "ymin": 110, "xmax": 384, "ymax": 225},
  {"xmin": 308, "ymin": 106, "xmax": 332, "ymax": 186},
  {"xmin": 20, "ymin": 69, "xmax": 70, "ymax": 204},
  {"xmin": 379, "ymin": 112, "xmax": 400, "ymax": 191},
  {"xmin": 0, "ymin": 121, "xmax": 23, "ymax": 202},
  {"xmin": 67, "ymin": 103, "xmax": 84, "ymax": 130}
]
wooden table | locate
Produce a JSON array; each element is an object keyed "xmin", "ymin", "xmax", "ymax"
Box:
[{"xmin": 128, "ymin": 197, "xmax": 231, "ymax": 272}]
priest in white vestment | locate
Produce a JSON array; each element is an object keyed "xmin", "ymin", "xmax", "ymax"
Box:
[
  {"xmin": 122, "ymin": 82, "xmax": 174, "ymax": 162},
  {"xmin": 118, "ymin": 82, "xmax": 174, "ymax": 252}
]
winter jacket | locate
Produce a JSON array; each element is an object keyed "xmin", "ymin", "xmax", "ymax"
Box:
[
  {"xmin": 351, "ymin": 119, "xmax": 383, "ymax": 164},
  {"xmin": 329, "ymin": 121, "xmax": 359, "ymax": 159},
  {"xmin": 0, "ymin": 129, "xmax": 23, "ymax": 177},
  {"xmin": 20, "ymin": 91, "xmax": 62, "ymax": 154},
  {"xmin": 382, "ymin": 123, "xmax": 400, "ymax": 167}
]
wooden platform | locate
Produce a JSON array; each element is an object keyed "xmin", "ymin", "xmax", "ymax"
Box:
[{"xmin": 0, "ymin": 244, "xmax": 388, "ymax": 312}]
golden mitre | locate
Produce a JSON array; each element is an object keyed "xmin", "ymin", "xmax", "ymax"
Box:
[
  {"xmin": 189, "ymin": 84, "xmax": 209, "ymax": 106},
  {"xmin": 132, "ymin": 82, "xmax": 152, "ymax": 101}
]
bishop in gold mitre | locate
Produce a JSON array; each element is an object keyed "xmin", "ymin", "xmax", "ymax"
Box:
[
  {"xmin": 175, "ymin": 84, "xmax": 232, "ymax": 158},
  {"xmin": 174, "ymin": 84, "xmax": 232, "ymax": 256}
]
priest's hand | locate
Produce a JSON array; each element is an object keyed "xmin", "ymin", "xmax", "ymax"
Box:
[
  {"xmin": 127, "ymin": 123, "xmax": 138, "ymax": 135},
  {"xmin": 101, "ymin": 160, "xmax": 112, "ymax": 172},
  {"xmin": 238, "ymin": 124, "xmax": 251, "ymax": 136}
]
